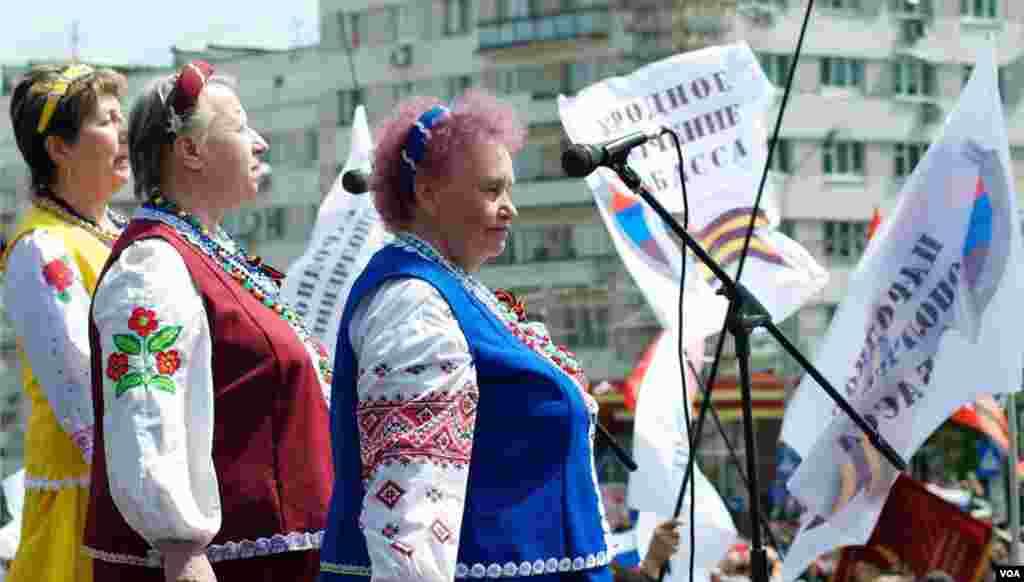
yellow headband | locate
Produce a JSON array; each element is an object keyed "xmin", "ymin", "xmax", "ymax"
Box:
[{"xmin": 34, "ymin": 64, "xmax": 95, "ymax": 134}]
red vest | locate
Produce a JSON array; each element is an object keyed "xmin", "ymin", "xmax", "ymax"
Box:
[{"xmin": 84, "ymin": 220, "xmax": 333, "ymax": 565}]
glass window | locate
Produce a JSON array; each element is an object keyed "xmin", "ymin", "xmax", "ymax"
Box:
[
  {"xmin": 825, "ymin": 0, "xmax": 860, "ymax": 8},
  {"xmin": 767, "ymin": 139, "xmax": 792, "ymax": 173},
  {"xmin": 820, "ymin": 57, "xmax": 864, "ymax": 89},
  {"xmin": 822, "ymin": 220, "xmax": 869, "ymax": 262},
  {"xmin": 961, "ymin": 0, "xmax": 997, "ymax": 18},
  {"xmin": 444, "ymin": 0, "xmax": 471, "ymax": 35},
  {"xmin": 760, "ymin": 53, "xmax": 791, "ymax": 87},
  {"xmin": 892, "ymin": 61, "xmax": 936, "ymax": 96},
  {"xmin": 337, "ymin": 88, "xmax": 363, "ymax": 127},
  {"xmin": 894, "ymin": 143, "xmax": 927, "ymax": 177},
  {"xmin": 822, "ymin": 141, "xmax": 865, "ymax": 175},
  {"xmin": 338, "ymin": 11, "xmax": 365, "ymax": 49}
]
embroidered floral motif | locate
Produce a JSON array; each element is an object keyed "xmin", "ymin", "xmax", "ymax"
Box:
[
  {"xmin": 425, "ymin": 487, "xmax": 444, "ymax": 502},
  {"xmin": 373, "ymin": 363, "xmax": 391, "ymax": 378},
  {"xmin": 405, "ymin": 364, "xmax": 428, "ymax": 375},
  {"xmin": 439, "ymin": 360, "xmax": 457, "ymax": 374},
  {"xmin": 42, "ymin": 255, "xmax": 75, "ymax": 303},
  {"xmin": 430, "ymin": 518, "xmax": 453, "ymax": 544},
  {"xmin": 106, "ymin": 353, "xmax": 130, "ymax": 381},
  {"xmin": 107, "ymin": 307, "xmax": 184, "ymax": 398},
  {"xmin": 493, "ymin": 289, "xmax": 526, "ymax": 323},
  {"xmin": 390, "ymin": 540, "xmax": 414, "ymax": 558},
  {"xmin": 357, "ymin": 387, "xmax": 477, "ymax": 482},
  {"xmin": 382, "ymin": 523, "xmax": 400, "ymax": 539},
  {"xmin": 155, "ymin": 350, "xmax": 182, "ymax": 375},
  {"xmin": 128, "ymin": 307, "xmax": 159, "ymax": 337}
]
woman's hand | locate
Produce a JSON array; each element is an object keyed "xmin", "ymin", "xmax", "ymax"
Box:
[
  {"xmin": 160, "ymin": 542, "xmax": 216, "ymax": 582},
  {"xmin": 640, "ymin": 518, "xmax": 683, "ymax": 579}
]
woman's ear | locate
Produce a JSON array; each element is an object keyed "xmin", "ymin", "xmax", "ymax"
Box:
[
  {"xmin": 414, "ymin": 180, "xmax": 440, "ymax": 220},
  {"xmin": 172, "ymin": 134, "xmax": 204, "ymax": 170},
  {"xmin": 44, "ymin": 135, "xmax": 73, "ymax": 167}
]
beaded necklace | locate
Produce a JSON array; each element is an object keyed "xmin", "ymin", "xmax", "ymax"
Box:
[
  {"xmin": 140, "ymin": 195, "xmax": 333, "ymax": 385},
  {"xmin": 32, "ymin": 193, "xmax": 126, "ymax": 246},
  {"xmin": 393, "ymin": 232, "xmax": 588, "ymax": 390}
]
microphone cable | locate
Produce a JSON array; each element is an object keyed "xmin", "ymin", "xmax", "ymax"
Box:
[{"xmin": 665, "ymin": 0, "xmax": 821, "ymax": 577}]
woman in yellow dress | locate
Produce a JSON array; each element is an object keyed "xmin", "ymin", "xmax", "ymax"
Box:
[{"xmin": 1, "ymin": 63, "xmax": 129, "ymax": 582}]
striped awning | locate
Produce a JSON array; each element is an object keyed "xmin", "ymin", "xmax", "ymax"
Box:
[{"xmin": 691, "ymin": 371, "xmax": 787, "ymax": 422}]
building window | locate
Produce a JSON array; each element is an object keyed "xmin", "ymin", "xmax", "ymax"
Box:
[
  {"xmin": 444, "ymin": 0, "xmax": 471, "ymax": 35},
  {"xmin": 366, "ymin": 6, "xmax": 401, "ymax": 45},
  {"xmin": 823, "ymin": 0, "xmax": 860, "ymax": 9},
  {"xmin": 550, "ymin": 303, "xmax": 610, "ymax": 348},
  {"xmin": 892, "ymin": 60, "xmax": 936, "ymax": 96},
  {"xmin": 891, "ymin": 0, "xmax": 931, "ymax": 15},
  {"xmin": 337, "ymin": 88, "xmax": 363, "ymax": 126},
  {"xmin": 338, "ymin": 11, "xmax": 364, "ymax": 49},
  {"xmin": 963, "ymin": 64, "xmax": 1007, "ymax": 102},
  {"xmin": 306, "ymin": 129, "xmax": 319, "ymax": 167},
  {"xmin": 760, "ymin": 53, "xmax": 791, "ymax": 87},
  {"xmin": 820, "ymin": 57, "xmax": 864, "ymax": 89},
  {"xmin": 961, "ymin": 0, "xmax": 997, "ymax": 18},
  {"xmin": 822, "ymin": 141, "xmax": 864, "ymax": 175},
  {"xmin": 447, "ymin": 75, "xmax": 474, "ymax": 99},
  {"xmin": 478, "ymin": 1, "xmax": 610, "ymax": 49},
  {"xmin": 519, "ymin": 225, "xmax": 576, "ymax": 262},
  {"xmin": 894, "ymin": 143, "xmax": 927, "ymax": 177},
  {"xmin": 768, "ymin": 138, "xmax": 792, "ymax": 173},
  {"xmin": 822, "ymin": 221, "xmax": 868, "ymax": 262}
]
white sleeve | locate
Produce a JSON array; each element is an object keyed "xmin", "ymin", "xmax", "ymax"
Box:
[
  {"xmin": 350, "ymin": 278, "xmax": 479, "ymax": 582},
  {"xmin": 92, "ymin": 238, "xmax": 221, "ymax": 551},
  {"xmin": 2, "ymin": 230, "xmax": 96, "ymax": 463}
]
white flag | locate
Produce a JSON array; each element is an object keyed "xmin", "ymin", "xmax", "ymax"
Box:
[
  {"xmin": 557, "ymin": 43, "xmax": 827, "ymax": 343},
  {"xmin": 626, "ymin": 331, "xmax": 738, "ymax": 576},
  {"xmin": 281, "ymin": 106, "xmax": 391, "ymax": 357},
  {"xmin": 781, "ymin": 45, "xmax": 1024, "ymax": 581}
]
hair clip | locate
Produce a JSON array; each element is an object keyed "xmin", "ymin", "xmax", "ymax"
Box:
[
  {"xmin": 399, "ymin": 105, "xmax": 451, "ymax": 195},
  {"xmin": 166, "ymin": 60, "xmax": 215, "ymax": 135},
  {"xmin": 35, "ymin": 64, "xmax": 95, "ymax": 134}
]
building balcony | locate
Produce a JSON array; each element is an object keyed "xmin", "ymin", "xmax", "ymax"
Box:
[{"xmin": 478, "ymin": 9, "xmax": 611, "ymax": 51}]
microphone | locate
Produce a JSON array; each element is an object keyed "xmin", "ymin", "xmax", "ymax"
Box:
[
  {"xmin": 342, "ymin": 168, "xmax": 370, "ymax": 194},
  {"xmin": 561, "ymin": 130, "xmax": 660, "ymax": 178}
]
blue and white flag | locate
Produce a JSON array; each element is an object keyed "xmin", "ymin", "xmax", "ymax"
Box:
[{"xmin": 781, "ymin": 44, "xmax": 1024, "ymax": 580}]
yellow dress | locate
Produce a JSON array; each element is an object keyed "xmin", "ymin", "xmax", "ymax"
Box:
[{"xmin": 0, "ymin": 201, "xmax": 120, "ymax": 582}]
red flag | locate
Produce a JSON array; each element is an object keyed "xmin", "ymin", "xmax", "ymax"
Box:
[
  {"xmin": 622, "ymin": 331, "xmax": 663, "ymax": 411},
  {"xmin": 830, "ymin": 475, "xmax": 993, "ymax": 582},
  {"xmin": 866, "ymin": 206, "xmax": 882, "ymax": 242},
  {"xmin": 951, "ymin": 395, "xmax": 1010, "ymax": 453}
]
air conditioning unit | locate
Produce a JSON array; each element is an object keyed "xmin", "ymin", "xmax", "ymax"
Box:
[
  {"xmin": 391, "ymin": 44, "xmax": 413, "ymax": 68},
  {"xmin": 900, "ymin": 18, "xmax": 925, "ymax": 44}
]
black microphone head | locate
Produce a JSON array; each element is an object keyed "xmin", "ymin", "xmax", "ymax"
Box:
[
  {"xmin": 561, "ymin": 144, "xmax": 600, "ymax": 178},
  {"xmin": 342, "ymin": 168, "xmax": 370, "ymax": 194}
]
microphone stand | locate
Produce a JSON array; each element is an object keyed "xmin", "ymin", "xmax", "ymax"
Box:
[{"xmin": 607, "ymin": 161, "xmax": 906, "ymax": 582}]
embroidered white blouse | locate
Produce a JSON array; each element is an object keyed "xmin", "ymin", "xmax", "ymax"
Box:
[
  {"xmin": 3, "ymin": 230, "xmax": 96, "ymax": 466},
  {"xmin": 349, "ymin": 277, "xmax": 477, "ymax": 582},
  {"xmin": 92, "ymin": 236, "xmax": 331, "ymax": 550}
]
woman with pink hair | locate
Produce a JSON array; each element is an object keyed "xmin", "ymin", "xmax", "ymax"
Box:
[{"xmin": 320, "ymin": 89, "xmax": 613, "ymax": 582}]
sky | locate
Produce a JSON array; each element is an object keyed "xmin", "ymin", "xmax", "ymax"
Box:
[{"xmin": 0, "ymin": 0, "xmax": 320, "ymax": 68}]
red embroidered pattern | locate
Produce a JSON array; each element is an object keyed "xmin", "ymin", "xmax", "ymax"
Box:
[
  {"xmin": 357, "ymin": 385, "xmax": 477, "ymax": 481},
  {"xmin": 155, "ymin": 350, "xmax": 182, "ymax": 375},
  {"xmin": 128, "ymin": 307, "xmax": 159, "ymax": 337},
  {"xmin": 42, "ymin": 256, "xmax": 74, "ymax": 303},
  {"xmin": 390, "ymin": 540, "xmax": 414, "ymax": 558},
  {"xmin": 430, "ymin": 518, "xmax": 453, "ymax": 544},
  {"xmin": 106, "ymin": 353, "xmax": 130, "ymax": 381},
  {"xmin": 375, "ymin": 480, "xmax": 406, "ymax": 509}
]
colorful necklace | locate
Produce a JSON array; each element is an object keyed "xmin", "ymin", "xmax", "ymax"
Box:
[
  {"xmin": 393, "ymin": 232, "xmax": 588, "ymax": 390},
  {"xmin": 32, "ymin": 193, "xmax": 126, "ymax": 246},
  {"xmin": 141, "ymin": 195, "xmax": 333, "ymax": 385}
]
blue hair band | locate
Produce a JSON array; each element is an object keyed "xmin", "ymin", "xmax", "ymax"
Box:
[{"xmin": 399, "ymin": 105, "xmax": 451, "ymax": 195}]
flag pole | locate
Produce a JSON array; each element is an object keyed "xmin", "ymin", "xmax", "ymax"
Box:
[{"xmin": 1009, "ymin": 391, "xmax": 1020, "ymax": 563}]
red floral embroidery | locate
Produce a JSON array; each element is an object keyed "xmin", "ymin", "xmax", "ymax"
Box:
[
  {"xmin": 155, "ymin": 350, "xmax": 181, "ymax": 375},
  {"xmin": 494, "ymin": 288, "xmax": 526, "ymax": 322},
  {"xmin": 42, "ymin": 257, "xmax": 75, "ymax": 302},
  {"xmin": 106, "ymin": 353, "xmax": 130, "ymax": 381},
  {"xmin": 128, "ymin": 307, "xmax": 159, "ymax": 337}
]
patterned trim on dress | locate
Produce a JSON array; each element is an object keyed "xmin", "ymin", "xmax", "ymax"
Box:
[
  {"xmin": 320, "ymin": 551, "xmax": 610, "ymax": 579},
  {"xmin": 82, "ymin": 530, "xmax": 324, "ymax": 568},
  {"xmin": 24, "ymin": 475, "xmax": 90, "ymax": 490},
  {"xmin": 320, "ymin": 562, "xmax": 372, "ymax": 576}
]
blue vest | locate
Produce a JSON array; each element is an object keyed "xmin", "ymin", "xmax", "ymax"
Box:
[{"xmin": 320, "ymin": 245, "xmax": 612, "ymax": 582}]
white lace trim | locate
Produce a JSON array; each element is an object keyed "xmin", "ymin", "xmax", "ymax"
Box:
[
  {"xmin": 83, "ymin": 529, "xmax": 324, "ymax": 568},
  {"xmin": 24, "ymin": 475, "xmax": 90, "ymax": 490},
  {"xmin": 322, "ymin": 551, "xmax": 610, "ymax": 579}
]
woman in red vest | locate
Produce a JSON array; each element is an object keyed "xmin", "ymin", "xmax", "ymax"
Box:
[{"xmin": 82, "ymin": 60, "xmax": 333, "ymax": 582}]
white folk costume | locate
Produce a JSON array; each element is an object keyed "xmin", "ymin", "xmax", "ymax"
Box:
[
  {"xmin": 320, "ymin": 233, "xmax": 613, "ymax": 582},
  {"xmin": 0, "ymin": 195, "xmax": 124, "ymax": 582},
  {"xmin": 83, "ymin": 198, "xmax": 333, "ymax": 582}
]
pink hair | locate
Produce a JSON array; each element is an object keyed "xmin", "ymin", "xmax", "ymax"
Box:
[{"xmin": 370, "ymin": 88, "xmax": 526, "ymax": 229}]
